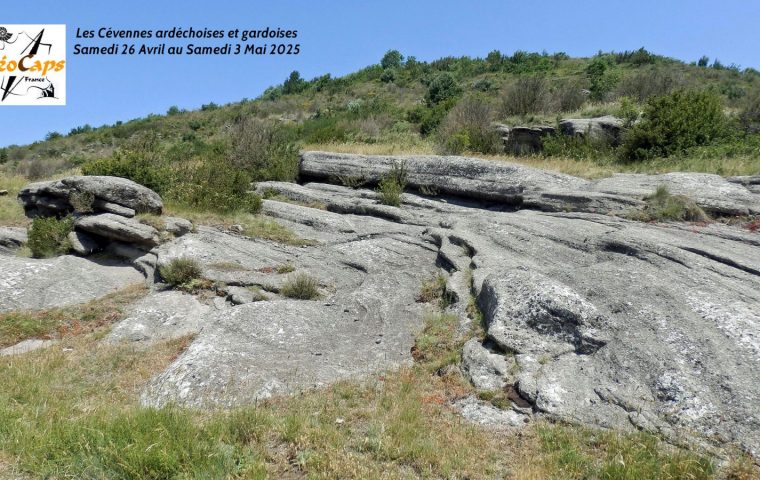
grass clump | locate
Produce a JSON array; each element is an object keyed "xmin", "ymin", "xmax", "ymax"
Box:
[
  {"xmin": 416, "ymin": 272, "xmax": 455, "ymax": 309},
  {"xmin": 377, "ymin": 160, "xmax": 408, "ymax": 207},
  {"xmin": 275, "ymin": 263, "xmax": 296, "ymax": 274},
  {"xmin": 280, "ymin": 273, "xmax": 320, "ymax": 300},
  {"xmin": 635, "ymin": 185, "xmax": 710, "ymax": 222},
  {"xmin": 27, "ymin": 215, "xmax": 74, "ymax": 258},
  {"xmin": 159, "ymin": 257, "xmax": 204, "ymax": 289}
]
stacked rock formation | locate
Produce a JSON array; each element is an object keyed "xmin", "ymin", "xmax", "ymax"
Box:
[{"xmin": 17, "ymin": 176, "xmax": 192, "ymax": 281}]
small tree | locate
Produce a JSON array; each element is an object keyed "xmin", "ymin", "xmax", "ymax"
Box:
[
  {"xmin": 381, "ymin": 49, "xmax": 404, "ymax": 69},
  {"xmin": 282, "ymin": 71, "xmax": 307, "ymax": 95},
  {"xmin": 621, "ymin": 89, "xmax": 727, "ymax": 161},
  {"xmin": 697, "ymin": 55, "xmax": 709, "ymax": 67},
  {"xmin": 586, "ymin": 57, "xmax": 618, "ymax": 101}
]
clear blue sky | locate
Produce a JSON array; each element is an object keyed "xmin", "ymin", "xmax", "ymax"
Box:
[{"xmin": 2, "ymin": 0, "xmax": 759, "ymax": 147}]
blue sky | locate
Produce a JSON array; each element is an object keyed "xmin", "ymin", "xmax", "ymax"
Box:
[{"xmin": 2, "ymin": 0, "xmax": 759, "ymax": 147}]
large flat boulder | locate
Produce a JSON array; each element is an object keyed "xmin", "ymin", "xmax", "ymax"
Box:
[{"xmin": 0, "ymin": 255, "xmax": 143, "ymax": 312}]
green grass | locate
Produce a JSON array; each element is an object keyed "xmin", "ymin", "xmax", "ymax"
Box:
[
  {"xmin": 0, "ymin": 174, "xmax": 28, "ymax": 227},
  {"xmin": 0, "ymin": 284, "xmax": 146, "ymax": 348},
  {"xmin": 0, "ymin": 294, "xmax": 751, "ymax": 479}
]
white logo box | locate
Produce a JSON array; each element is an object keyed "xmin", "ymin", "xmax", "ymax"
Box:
[{"xmin": 0, "ymin": 24, "xmax": 66, "ymax": 106}]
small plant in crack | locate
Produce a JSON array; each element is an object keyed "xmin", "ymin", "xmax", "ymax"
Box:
[
  {"xmin": 417, "ymin": 272, "xmax": 455, "ymax": 309},
  {"xmin": 159, "ymin": 257, "xmax": 211, "ymax": 292},
  {"xmin": 281, "ymin": 273, "xmax": 321, "ymax": 300},
  {"xmin": 377, "ymin": 161, "xmax": 408, "ymax": 207}
]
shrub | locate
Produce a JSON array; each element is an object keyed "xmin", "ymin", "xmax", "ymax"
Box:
[
  {"xmin": 81, "ymin": 135, "xmax": 171, "ymax": 194},
  {"xmin": 168, "ymin": 156, "xmax": 262, "ymax": 214},
  {"xmin": 280, "ymin": 273, "xmax": 320, "ymax": 300},
  {"xmin": 159, "ymin": 257, "xmax": 204, "ymax": 287},
  {"xmin": 500, "ymin": 76, "xmax": 548, "ymax": 116},
  {"xmin": 27, "ymin": 216, "xmax": 74, "ymax": 258},
  {"xmin": 282, "ymin": 71, "xmax": 307, "ymax": 95},
  {"xmin": 229, "ymin": 118, "xmax": 299, "ymax": 182},
  {"xmin": 377, "ymin": 161, "xmax": 407, "ymax": 207},
  {"xmin": 417, "ymin": 272, "xmax": 454, "ymax": 308},
  {"xmin": 551, "ymin": 80, "xmax": 586, "ymax": 112},
  {"xmin": 437, "ymin": 95, "xmax": 501, "ymax": 154},
  {"xmin": 621, "ymin": 90, "xmax": 728, "ymax": 161},
  {"xmin": 425, "ymin": 73, "xmax": 461, "ymax": 106},
  {"xmin": 407, "ymin": 99, "xmax": 455, "ymax": 135},
  {"xmin": 68, "ymin": 190, "xmax": 95, "ymax": 213},
  {"xmin": 636, "ymin": 186, "xmax": 709, "ymax": 222}
]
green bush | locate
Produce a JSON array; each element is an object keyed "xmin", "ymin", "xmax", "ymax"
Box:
[
  {"xmin": 280, "ymin": 273, "xmax": 320, "ymax": 300},
  {"xmin": 168, "ymin": 157, "xmax": 262, "ymax": 214},
  {"xmin": 425, "ymin": 73, "xmax": 461, "ymax": 106},
  {"xmin": 27, "ymin": 216, "xmax": 74, "ymax": 258},
  {"xmin": 159, "ymin": 257, "xmax": 204, "ymax": 287},
  {"xmin": 81, "ymin": 135, "xmax": 171, "ymax": 194},
  {"xmin": 621, "ymin": 90, "xmax": 728, "ymax": 161},
  {"xmin": 740, "ymin": 89, "xmax": 760, "ymax": 133},
  {"xmin": 437, "ymin": 95, "xmax": 501, "ymax": 154},
  {"xmin": 229, "ymin": 118, "xmax": 299, "ymax": 182}
]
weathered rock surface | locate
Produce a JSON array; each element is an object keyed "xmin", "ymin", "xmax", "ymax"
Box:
[
  {"xmin": 460, "ymin": 338, "xmax": 511, "ymax": 391},
  {"xmin": 0, "ymin": 256, "xmax": 143, "ymax": 312},
  {"xmin": 164, "ymin": 216, "xmax": 193, "ymax": 236},
  {"xmin": 0, "ymin": 226, "xmax": 27, "ymax": 254},
  {"xmin": 18, "ymin": 175, "xmax": 162, "ymax": 217},
  {"xmin": 300, "ymin": 151, "xmax": 760, "ymax": 216},
  {"xmin": 106, "ymin": 291, "xmax": 208, "ymax": 345},
  {"xmin": 559, "ymin": 115, "xmax": 624, "ymax": 145},
  {"xmin": 75, "ymin": 213, "xmax": 160, "ymax": 247},
  {"xmin": 68, "ymin": 230, "xmax": 102, "ymax": 256},
  {"xmin": 0, "ymin": 339, "xmax": 57, "ymax": 356},
  {"xmin": 141, "ymin": 220, "xmax": 438, "ymax": 407},
  {"xmin": 503, "ymin": 125, "xmax": 556, "ymax": 154}
]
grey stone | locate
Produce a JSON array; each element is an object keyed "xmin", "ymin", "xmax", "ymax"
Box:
[
  {"xmin": 559, "ymin": 116, "xmax": 624, "ymax": 145},
  {"xmin": 18, "ymin": 175, "xmax": 162, "ymax": 218},
  {"xmin": 164, "ymin": 216, "xmax": 193, "ymax": 236},
  {"xmin": 106, "ymin": 291, "xmax": 208, "ymax": 345},
  {"xmin": 68, "ymin": 230, "xmax": 101, "ymax": 256},
  {"xmin": 75, "ymin": 213, "xmax": 160, "ymax": 246},
  {"xmin": 59, "ymin": 176, "xmax": 162, "ymax": 214},
  {"xmin": 504, "ymin": 125, "xmax": 556, "ymax": 154},
  {"xmin": 454, "ymin": 396, "xmax": 530, "ymax": 428},
  {"xmin": 460, "ymin": 338, "xmax": 511, "ymax": 391},
  {"xmin": 0, "ymin": 339, "xmax": 57, "ymax": 356},
  {"xmin": 226, "ymin": 286, "xmax": 261, "ymax": 305},
  {"xmin": 92, "ymin": 198, "xmax": 136, "ymax": 217},
  {"xmin": 0, "ymin": 255, "xmax": 143, "ymax": 312},
  {"xmin": 0, "ymin": 226, "xmax": 27, "ymax": 251}
]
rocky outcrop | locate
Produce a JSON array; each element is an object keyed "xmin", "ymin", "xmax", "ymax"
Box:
[
  {"xmin": 502, "ymin": 125, "xmax": 556, "ymax": 154},
  {"xmin": 5, "ymin": 155, "xmax": 760, "ymax": 460},
  {"xmin": 17, "ymin": 176, "xmax": 192, "ymax": 284},
  {"xmin": 18, "ymin": 176, "xmax": 162, "ymax": 217},
  {"xmin": 300, "ymin": 152, "xmax": 760, "ymax": 216},
  {"xmin": 558, "ymin": 115, "xmax": 624, "ymax": 145}
]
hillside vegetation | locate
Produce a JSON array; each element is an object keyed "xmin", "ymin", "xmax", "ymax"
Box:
[{"xmin": 2, "ymin": 49, "xmax": 760, "ymax": 185}]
